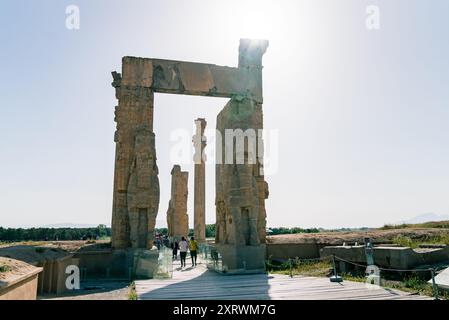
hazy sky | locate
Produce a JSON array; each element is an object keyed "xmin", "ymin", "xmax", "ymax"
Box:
[{"xmin": 1, "ymin": 0, "xmax": 448, "ymax": 229}]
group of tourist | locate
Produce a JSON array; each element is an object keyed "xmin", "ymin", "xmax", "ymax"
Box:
[
  {"xmin": 170, "ymin": 236, "xmax": 198, "ymax": 268},
  {"xmin": 154, "ymin": 233, "xmax": 167, "ymax": 250}
]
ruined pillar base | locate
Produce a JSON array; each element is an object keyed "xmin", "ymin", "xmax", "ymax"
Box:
[
  {"xmin": 133, "ymin": 248, "xmax": 159, "ymax": 279},
  {"xmin": 217, "ymin": 244, "xmax": 266, "ymax": 274}
]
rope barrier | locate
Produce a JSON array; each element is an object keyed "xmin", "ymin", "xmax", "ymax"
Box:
[
  {"xmin": 293, "ymin": 256, "xmax": 332, "ymax": 262},
  {"xmin": 332, "ymin": 255, "xmax": 434, "ymax": 273},
  {"xmin": 332, "ymin": 255, "xmax": 443, "ymax": 300},
  {"xmin": 267, "ymin": 254, "xmax": 445, "ymax": 300}
]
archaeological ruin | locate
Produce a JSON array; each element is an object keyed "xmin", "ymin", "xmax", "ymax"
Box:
[
  {"xmin": 193, "ymin": 118, "xmax": 207, "ymax": 243},
  {"xmin": 110, "ymin": 38, "xmax": 269, "ymax": 273},
  {"xmin": 166, "ymin": 165, "xmax": 189, "ymax": 241}
]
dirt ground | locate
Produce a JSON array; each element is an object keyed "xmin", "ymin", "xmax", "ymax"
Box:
[
  {"xmin": 0, "ymin": 256, "xmax": 40, "ymax": 284},
  {"xmin": 39, "ymin": 281, "xmax": 131, "ymax": 300},
  {"xmin": 267, "ymin": 228, "xmax": 449, "ymax": 245},
  {"xmin": 0, "ymin": 240, "xmax": 110, "ymax": 252}
]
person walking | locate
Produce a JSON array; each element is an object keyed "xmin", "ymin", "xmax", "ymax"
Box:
[
  {"xmin": 171, "ymin": 240, "xmax": 179, "ymax": 260},
  {"xmin": 179, "ymin": 236, "xmax": 188, "ymax": 268},
  {"xmin": 189, "ymin": 236, "xmax": 198, "ymax": 267}
]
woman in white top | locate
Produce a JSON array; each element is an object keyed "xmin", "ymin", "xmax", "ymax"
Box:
[{"xmin": 179, "ymin": 236, "xmax": 188, "ymax": 267}]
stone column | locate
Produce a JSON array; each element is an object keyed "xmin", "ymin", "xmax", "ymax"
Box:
[
  {"xmin": 215, "ymin": 39, "xmax": 269, "ymax": 272},
  {"xmin": 166, "ymin": 165, "xmax": 189, "ymax": 241},
  {"xmin": 111, "ymin": 57, "xmax": 160, "ymax": 250},
  {"xmin": 193, "ymin": 118, "xmax": 207, "ymax": 243}
]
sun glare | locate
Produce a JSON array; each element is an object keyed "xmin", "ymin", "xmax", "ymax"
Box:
[{"xmin": 216, "ymin": 0, "xmax": 291, "ymax": 41}]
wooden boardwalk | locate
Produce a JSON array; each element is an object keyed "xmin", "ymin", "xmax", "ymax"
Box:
[{"xmin": 136, "ymin": 261, "xmax": 431, "ymax": 300}]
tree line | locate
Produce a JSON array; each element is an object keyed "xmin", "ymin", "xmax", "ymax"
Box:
[
  {"xmin": 155, "ymin": 224, "xmax": 216, "ymax": 238},
  {"xmin": 0, "ymin": 225, "xmax": 110, "ymax": 241},
  {"xmin": 267, "ymin": 227, "xmax": 320, "ymax": 235},
  {"xmin": 0, "ymin": 224, "xmax": 323, "ymax": 241}
]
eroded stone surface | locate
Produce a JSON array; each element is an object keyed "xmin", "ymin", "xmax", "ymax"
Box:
[
  {"xmin": 214, "ymin": 39, "xmax": 269, "ymax": 271},
  {"xmin": 193, "ymin": 118, "xmax": 207, "ymax": 242},
  {"xmin": 166, "ymin": 165, "xmax": 189, "ymax": 240},
  {"xmin": 111, "ymin": 57, "xmax": 159, "ymax": 250},
  {"xmin": 111, "ymin": 39, "xmax": 269, "ymax": 272},
  {"xmin": 215, "ymin": 98, "xmax": 268, "ymax": 248}
]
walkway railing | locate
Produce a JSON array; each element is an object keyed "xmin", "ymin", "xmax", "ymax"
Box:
[
  {"xmin": 153, "ymin": 246, "xmax": 173, "ymax": 279},
  {"xmin": 272, "ymin": 255, "xmax": 447, "ymax": 300},
  {"xmin": 199, "ymin": 243, "xmax": 226, "ymax": 273}
]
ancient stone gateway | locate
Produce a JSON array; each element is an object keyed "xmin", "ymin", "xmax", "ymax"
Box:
[{"xmin": 111, "ymin": 38, "xmax": 269, "ymax": 273}]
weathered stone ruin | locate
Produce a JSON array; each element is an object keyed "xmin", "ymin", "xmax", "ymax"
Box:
[
  {"xmin": 166, "ymin": 165, "xmax": 189, "ymax": 240},
  {"xmin": 193, "ymin": 118, "xmax": 207, "ymax": 243},
  {"xmin": 111, "ymin": 59, "xmax": 159, "ymax": 250},
  {"xmin": 215, "ymin": 40, "xmax": 270, "ymax": 272},
  {"xmin": 110, "ymin": 38, "xmax": 269, "ymax": 273}
]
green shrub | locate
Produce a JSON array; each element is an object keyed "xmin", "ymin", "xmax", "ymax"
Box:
[
  {"xmin": 128, "ymin": 282, "xmax": 138, "ymax": 300},
  {"xmin": 392, "ymin": 235, "xmax": 417, "ymax": 248},
  {"xmin": 403, "ymin": 276, "xmax": 425, "ymax": 290},
  {"xmin": 0, "ymin": 264, "xmax": 11, "ymax": 273}
]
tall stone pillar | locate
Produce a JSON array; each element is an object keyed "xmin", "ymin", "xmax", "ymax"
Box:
[
  {"xmin": 193, "ymin": 118, "xmax": 207, "ymax": 243},
  {"xmin": 166, "ymin": 165, "xmax": 189, "ymax": 241},
  {"xmin": 111, "ymin": 57, "xmax": 160, "ymax": 250},
  {"xmin": 215, "ymin": 39, "xmax": 269, "ymax": 272}
]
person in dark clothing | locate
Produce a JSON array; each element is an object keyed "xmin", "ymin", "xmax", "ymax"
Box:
[{"xmin": 171, "ymin": 241, "xmax": 179, "ymax": 260}]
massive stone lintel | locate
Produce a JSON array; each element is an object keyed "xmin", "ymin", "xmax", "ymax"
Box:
[
  {"xmin": 193, "ymin": 118, "xmax": 207, "ymax": 243},
  {"xmin": 111, "ymin": 39, "xmax": 269, "ymax": 274},
  {"xmin": 166, "ymin": 165, "xmax": 189, "ymax": 240},
  {"xmin": 149, "ymin": 59, "xmax": 263, "ymax": 103},
  {"xmin": 116, "ymin": 39, "xmax": 268, "ymax": 104}
]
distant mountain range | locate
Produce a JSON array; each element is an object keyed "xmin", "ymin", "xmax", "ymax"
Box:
[
  {"xmin": 399, "ymin": 213, "xmax": 449, "ymax": 225},
  {"xmin": 41, "ymin": 223, "xmax": 110, "ymax": 228},
  {"xmin": 38, "ymin": 214, "xmax": 449, "ymax": 230}
]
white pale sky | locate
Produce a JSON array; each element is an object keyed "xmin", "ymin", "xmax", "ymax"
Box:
[{"xmin": 0, "ymin": 0, "xmax": 448, "ymax": 229}]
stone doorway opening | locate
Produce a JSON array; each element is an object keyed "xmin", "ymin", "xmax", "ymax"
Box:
[{"xmin": 153, "ymin": 93, "xmax": 228, "ymax": 241}]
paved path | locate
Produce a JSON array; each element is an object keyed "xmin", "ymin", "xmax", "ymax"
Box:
[{"xmin": 136, "ymin": 261, "xmax": 431, "ymax": 300}]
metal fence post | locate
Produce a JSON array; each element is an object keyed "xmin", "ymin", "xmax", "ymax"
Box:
[
  {"xmin": 289, "ymin": 259, "xmax": 293, "ymax": 278},
  {"xmin": 332, "ymin": 255, "xmax": 337, "ymax": 277},
  {"xmin": 330, "ymin": 255, "xmax": 343, "ymax": 283},
  {"xmin": 430, "ymin": 268, "xmax": 439, "ymax": 300}
]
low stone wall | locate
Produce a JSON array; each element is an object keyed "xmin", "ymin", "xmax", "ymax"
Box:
[
  {"xmin": 37, "ymin": 254, "xmax": 75, "ymax": 295},
  {"xmin": 0, "ymin": 257, "xmax": 42, "ymax": 300},
  {"xmin": 320, "ymin": 245, "xmax": 449, "ymax": 269},
  {"xmin": 266, "ymin": 243, "xmax": 323, "ymax": 261},
  {"xmin": 0, "ymin": 245, "xmax": 76, "ymax": 295},
  {"xmin": 74, "ymin": 249, "xmax": 134, "ymax": 280}
]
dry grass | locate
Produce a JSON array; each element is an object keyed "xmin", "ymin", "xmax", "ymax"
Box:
[
  {"xmin": 382, "ymin": 221, "xmax": 449, "ymax": 230},
  {"xmin": 268, "ymin": 258, "xmax": 332, "ymax": 277},
  {"xmin": 128, "ymin": 282, "xmax": 138, "ymax": 300},
  {"xmin": 392, "ymin": 234, "xmax": 449, "ymax": 248}
]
